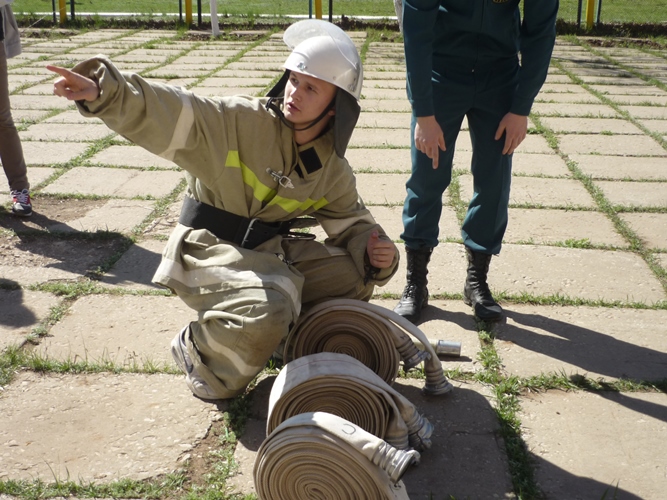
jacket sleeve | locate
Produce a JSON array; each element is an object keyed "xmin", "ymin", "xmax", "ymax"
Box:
[
  {"xmin": 511, "ymin": 0, "xmax": 559, "ymax": 116},
  {"xmin": 402, "ymin": 0, "xmax": 440, "ymax": 117},
  {"xmin": 314, "ymin": 171, "xmax": 399, "ymax": 286},
  {"xmin": 72, "ymin": 56, "xmax": 231, "ymax": 189}
]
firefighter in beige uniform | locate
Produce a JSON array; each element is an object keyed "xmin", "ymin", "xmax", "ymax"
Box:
[{"xmin": 49, "ymin": 20, "xmax": 399, "ymax": 400}]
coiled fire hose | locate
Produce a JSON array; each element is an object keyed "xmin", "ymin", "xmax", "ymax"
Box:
[
  {"xmin": 253, "ymin": 411, "xmax": 418, "ymax": 500},
  {"xmin": 267, "ymin": 351, "xmax": 434, "ymax": 452},
  {"xmin": 283, "ymin": 298, "xmax": 454, "ymax": 396}
]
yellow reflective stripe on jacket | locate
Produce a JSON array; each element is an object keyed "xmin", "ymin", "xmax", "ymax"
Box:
[{"xmin": 225, "ymin": 151, "xmax": 329, "ymax": 213}]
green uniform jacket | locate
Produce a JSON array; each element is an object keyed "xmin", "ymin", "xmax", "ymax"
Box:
[
  {"xmin": 73, "ymin": 56, "xmax": 398, "ymax": 318},
  {"xmin": 402, "ymin": 0, "xmax": 559, "ymax": 116}
]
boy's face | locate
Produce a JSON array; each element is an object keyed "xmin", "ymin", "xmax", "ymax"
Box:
[{"xmin": 283, "ymin": 71, "xmax": 337, "ymax": 127}]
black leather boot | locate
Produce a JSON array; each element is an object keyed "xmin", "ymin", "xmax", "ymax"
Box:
[
  {"xmin": 394, "ymin": 246, "xmax": 432, "ymax": 324},
  {"xmin": 463, "ymin": 247, "xmax": 503, "ymax": 321}
]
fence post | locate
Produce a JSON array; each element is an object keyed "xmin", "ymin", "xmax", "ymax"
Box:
[
  {"xmin": 70, "ymin": 0, "xmax": 75, "ymax": 21},
  {"xmin": 585, "ymin": 0, "xmax": 595, "ymax": 29},
  {"xmin": 329, "ymin": 0, "xmax": 332, "ymax": 22},
  {"xmin": 51, "ymin": 0, "xmax": 56, "ymax": 23},
  {"xmin": 577, "ymin": 0, "xmax": 582, "ymax": 28},
  {"xmin": 58, "ymin": 0, "xmax": 66, "ymax": 25},
  {"xmin": 198, "ymin": 0, "xmax": 202, "ymax": 26},
  {"xmin": 315, "ymin": 0, "xmax": 322, "ymax": 19},
  {"xmin": 210, "ymin": 0, "xmax": 220, "ymax": 36},
  {"xmin": 596, "ymin": 0, "xmax": 602, "ymax": 24},
  {"xmin": 186, "ymin": 0, "xmax": 193, "ymax": 25}
]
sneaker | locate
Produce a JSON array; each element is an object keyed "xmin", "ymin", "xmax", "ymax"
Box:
[
  {"xmin": 11, "ymin": 189, "xmax": 32, "ymax": 217},
  {"xmin": 171, "ymin": 326, "xmax": 219, "ymax": 400}
]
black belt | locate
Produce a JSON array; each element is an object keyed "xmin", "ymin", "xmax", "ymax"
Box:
[{"xmin": 179, "ymin": 196, "xmax": 297, "ymax": 249}]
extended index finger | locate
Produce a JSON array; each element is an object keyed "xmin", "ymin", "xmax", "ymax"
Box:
[{"xmin": 46, "ymin": 65, "xmax": 76, "ymax": 78}]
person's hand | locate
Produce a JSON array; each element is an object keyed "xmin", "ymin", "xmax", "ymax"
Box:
[
  {"xmin": 366, "ymin": 231, "xmax": 396, "ymax": 269},
  {"xmin": 495, "ymin": 112, "xmax": 528, "ymax": 155},
  {"xmin": 47, "ymin": 65, "xmax": 100, "ymax": 102},
  {"xmin": 415, "ymin": 115, "xmax": 446, "ymax": 169}
]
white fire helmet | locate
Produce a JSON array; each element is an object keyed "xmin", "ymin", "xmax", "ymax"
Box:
[{"xmin": 282, "ymin": 19, "xmax": 363, "ymax": 101}]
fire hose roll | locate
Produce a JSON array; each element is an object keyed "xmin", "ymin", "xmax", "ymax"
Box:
[
  {"xmin": 284, "ymin": 299, "xmax": 453, "ymax": 395},
  {"xmin": 254, "ymin": 411, "xmax": 418, "ymax": 500},
  {"xmin": 267, "ymin": 352, "xmax": 433, "ymax": 452}
]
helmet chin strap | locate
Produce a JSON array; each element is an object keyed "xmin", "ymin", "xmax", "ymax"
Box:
[{"xmin": 265, "ymin": 96, "xmax": 335, "ymax": 132}]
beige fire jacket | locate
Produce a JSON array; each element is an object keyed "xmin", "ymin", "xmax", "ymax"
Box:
[{"xmin": 72, "ymin": 56, "xmax": 398, "ymax": 317}]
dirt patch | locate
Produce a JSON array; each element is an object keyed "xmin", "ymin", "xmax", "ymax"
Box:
[
  {"xmin": 0, "ymin": 198, "xmax": 130, "ymax": 278},
  {"xmin": 0, "ymin": 197, "xmax": 107, "ymax": 233}
]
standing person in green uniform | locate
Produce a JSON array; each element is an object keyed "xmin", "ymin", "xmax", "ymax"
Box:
[
  {"xmin": 48, "ymin": 20, "xmax": 399, "ymax": 401},
  {"xmin": 394, "ymin": 0, "xmax": 558, "ymax": 324},
  {"xmin": 0, "ymin": 1, "xmax": 32, "ymax": 216}
]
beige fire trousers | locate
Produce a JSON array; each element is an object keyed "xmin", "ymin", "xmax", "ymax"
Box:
[
  {"xmin": 177, "ymin": 246, "xmax": 376, "ymax": 400},
  {"xmin": 0, "ymin": 40, "xmax": 29, "ymax": 193}
]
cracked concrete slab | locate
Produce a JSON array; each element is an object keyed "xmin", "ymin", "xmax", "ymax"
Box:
[
  {"xmin": 571, "ymin": 154, "xmax": 667, "ymax": 180},
  {"xmin": 0, "ymin": 372, "xmax": 215, "ymax": 482},
  {"xmin": 41, "ymin": 166, "xmax": 184, "ymax": 198},
  {"xmin": 36, "ymin": 294, "xmax": 193, "ymax": 367},
  {"xmin": 495, "ymin": 304, "xmax": 667, "ymax": 381},
  {"xmin": 520, "ymin": 390, "xmax": 667, "ymax": 500}
]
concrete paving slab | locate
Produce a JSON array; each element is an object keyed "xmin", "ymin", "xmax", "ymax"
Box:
[
  {"xmin": 87, "ymin": 145, "xmax": 179, "ymax": 169},
  {"xmin": 8, "ymin": 95, "xmax": 74, "ymax": 110},
  {"xmin": 346, "ymin": 147, "xmax": 411, "ymax": 172},
  {"xmin": 532, "ymin": 103, "xmax": 619, "ymax": 117},
  {"xmin": 361, "ymin": 99, "xmax": 412, "ymax": 113},
  {"xmin": 571, "ymin": 154, "xmax": 667, "ymax": 180},
  {"xmin": 0, "ymin": 371, "xmax": 215, "ymax": 481},
  {"xmin": 540, "ymin": 83, "xmax": 591, "ymax": 94},
  {"xmin": 47, "ymin": 198, "xmax": 155, "ymax": 234},
  {"xmin": 349, "ymin": 128, "xmax": 411, "ymax": 148},
  {"xmin": 356, "ymin": 172, "xmax": 421, "ymax": 205},
  {"xmin": 9, "ymin": 108, "xmax": 51, "ymax": 123},
  {"xmin": 620, "ymin": 105, "xmax": 667, "ymax": 120},
  {"xmin": 364, "ymin": 79, "xmax": 408, "ymax": 89},
  {"xmin": 41, "ymin": 167, "xmax": 184, "ymax": 199},
  {"xmin": 505, "ymin": 208, "xmax": 627, "ymax": 247},
  {"xmin": 142, "ymin": 200, "xmax": 183, "ymax": 238},
  {"xmin": 36, "ymin": 294, "xmax": 192, "ymax": 367},
  {"xmin": 101, "ymin": 238, "xmax": 167, "ymax": 290},
  {"xmin": 382, "ymin": 243, "xmax": 665, "ymax": 305},
  {"xmin": 0, "ymin": 290, "xmax": 60, "ymax": 352},
  {"xmin": 19, "ymin": 123, "xmax": 115, "ymax": 142},
  {"xmin": 495, "ymin": 305, "xmax": 667, "ymax": 381},
  {"xmin": 596, "ymin": 180, "xmax": 667, "ymax": 208},
  {"xmin": 558, "ymin": 134, "xmax": 666, "ymax": 156},
  {"xmin": 619, "ymin": 213, "xmax": 667, "ymax": 250},
  {"xmin": 42, "ymin": 109, "xmax": 104, "ymax": 124},
  {"xmin": 195, "ymin": 77, "xmax": 273, "ymax": 88},
  {"xmin": 535, "ymin": 92, "xmax": 602, "ymax": 104},
  {"xmin": 228, "ymin": 378, "xmax": 514, "ymax": 500},
  {"xmin": 520, "ymin": 390, "xmax": 667, "ymax": 500},
  {"xmin": 492, "ymin": 244, "xmax": 665, "ymax": 305},
  {"xmin": 578, "ymin": 76, "xmax": 647, "ymax": 86},
  {"xmin": 192, "ymin": 87, "xmax": 266, "ymax": 97},
  {"xmin": 539, "ymin": 117, "xmax": 644, "ymax": 134},
  {"xmin": 459, "ymin": 175, "xmax": 597, "ymax": 208},
  {"xmin": 21, "ymin": 141, "xmax": 90, "ymax": 165},
  {"xmin": 656, "ymin": 253, "xmax": 667, "ymax": 271},
  {"xmin": 356, "ymin": 111, "xmax": 411, "ymax": 129},
  {"xmin": 361, "ymin": 88, "xmax": 409, "ymax": 100},
  {"xmin": 511, "ymin": 153, "xmax": 571, "ymax": 177},
  {"xmin": 26, "ymin": 166, "xmax": 56, "ymax": 186},
  {"xmin": 589, "ymin": 84, "xmax": 666, "ymax": 96},
  {"xmin": 637, "ymin": 118, "xmax": 667, "ymax": 135},
  {"xmin": 606, "ymin": 95, "xmax": 667, "ymax": 106}
]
